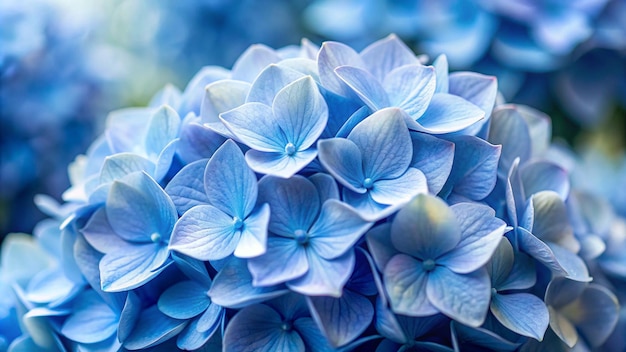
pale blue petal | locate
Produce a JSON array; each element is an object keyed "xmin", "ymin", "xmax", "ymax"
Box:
[
  {"xmin": 348, "ymin": 108, "xmax": 412, "ymax": 181},
  {"xmin": 231, "ymin": 44, "xmax": 281, "ymax": 82},
  {"xmin": 118, "ymin": 292, "xmax": 141, "ymax": 343},
  {"xmin": 245, "ymin": 148, "xmax": 317, "ymax": 179},
  {"xmin": 334, "ymin": 105, "xmax": 370, "ymax": 138},
  {"xmin": 414, "ymin": 93, "xmax": 485, "ymax": 134},
  {"xmin": 153, "ymin": 138, "xmax": 179, "ymax": 181},
  {"xmin": 490, "ymin": 293, "xmax": 549, "ymax": 340},
  {"xmin": 497, "ymin": 249, "xmax": 536, "ymax": 291},
  {"xmin": 99, "ymin": 153, "xmax": 154, "ymax": 185},
  {"xmin": 209, "ymin": 257, "xmax": 288, "ymax": 309},
  {"xmin": 157, "ymin": 281, "xmax": 210, "ymax": 320},
  {"xmin": 426, "ymin": 267, "xmax": 490, "ymax": 327},
  {"xmin": 365, "ymin": 223, "xmax": 399, "ymax": 272},
  {"xmin": 370, "ymin": 168, "xmax": 427, "ymax": 206},
  {"xmin": 196, "ymin": 302, "xmax": 223, "ymax": 333},
  {"xmin": 529, "ymin": 192, "xmax": 578, "ymax": 252},
  {"xmin": 106, "ymin": 172, "xmax": 176, "ymax": 243},
  {"xmin": 177, "ymin": 118, "xmax": 226, "ymax": 164},
  {"xmin": 144, "ymin": 105, "xmax": 181, "ymax": 159},
  {"xmin": 317, "ymin": 138, "xmax": 365, "ymax": 193},
  {"xmin": 171, "ymin": 253, "xmax": 211, "ymax": 287},
  {"xmin": 219, "ymin": 102, "xmax": 284, "ymax": 152},
  {"xmin": 164, "ymin": 159, "xmax": 209, "ymax": 215},
  {"xmin": 308, "ymin": 200, "xmax": 373, "ymax": 260},
  {"xmin": 176, "ymin": 315, "xmax": 219, "ymax": 351},
  {"xmin": 100, "ymin": 243, "xmax": 170, "ymax": 292},
  {"xmin": 383, "ymin": 64, "xmax": 436, "ymax": 119},
  {"xmin": 439, "ymin": 203, "xmax": 506, "ymax": 274},
  {"xmin": 307, "ymin": 291, "xmax": 373, "ymax": 348},
  {"xmin": 548, "ymin": 308, "xmax": 579, "ymax": 348},
  {"xmin": 521, "ymin": 161, "xmax": 570, "ymax": 200},
  {"xmin": 517, "ymin": 227, "xmax": 567, "ymax": 276},
  {"xmin": 566, "ymin": 284, "xmax": 619, "ymax": 347},
  {"xmin": 204, "ymin": 139, "xmax": 257, "ymax": 218},
  {"xmin": 383, "ymin": 254, "xmax": 438, "ymax": 317},
  {"xmin": 450, "ymin": 321, "xmax": 520, "ymax": 352},
  {"xmin": 335, "ymin": 65, "xmax": 390, "ymax": 111},
  {"xmin": 234, "ymin": 203, "xmax": 270, "ymax": 258},
  {"xmin": 309, "ymin": 172, "xmax": 339, "ymax": 203},
  {"xmin": 361, "ymin": 34, "xmax": 419, "ymax": 82},
  {"xmin": 61, "ymin": 291, "xmax": 118, "ymax": 344},
  {"xmin": 247, "ymin": 64, "xmax": 306, "ymax": 105},
  {"xmin": 409, "ymin": 132, "xmax": 455, "ymax": 195},
  {"xmin": 487, "ymin": 238, "xmax": 514, "ymax": 288},
  {"xmin": 442, "ymin": 136, "xmax": 500, "ymax": 201},
  {"xmin": 248, "ymin": 237, "xmax": 308, "ymax": 287},
  {"xmin": 26, "ymin": 268, "xmax": 76, "ymax": 304},
  {"xmin": 448, "ymin": 72, "xmax": 498, "ymax": 120},
  {"xmin": 548, "ymin": 243, "xmax": 591, "ymax": 282},
  {"xmin": 105, "ymin": 108, "xmax": 152, "ymax": 154},
  {"xmin": 272, "ymin": 76, "xmax": 328, "ymax": 150},
  {"xmin": 179, "ymin": 66, "xmax": 230, "ymax": 114},
  {"xmin": 288, "ymin": 250, "xmax": 355, "ymax": 298},
  {"xmin": 374, "ymin": 298, "xmax": 409, "ymax": 344},
  {"xmin": 223, "ymin": 304, "xmax": 304, "ymax": 352},
  {"xmin": 318, "ymin": 41, "xmax": 365, "ymax": 97},
  {"xmin": 257, "ymin": 175, "xmax": 320, "ymax": 237},
  {"xmin": 433, "ymin": 55, "xmax": 449, "ymax": 94},
  {"xmin": 391, "ymin": 194, "xmax": 460, "ymax": 260},
  {"xmin": 487, "ymin": 106, "xmax": 532, "ymax": 174},
  {"xmin": 169, "ymin": 205, "xmax": 239, "ymax": 261},
  {"xmin": 122, "ymin": 305, "xmax": 186, "ymax": 350},
  {"xmin": 80, "ymin": 207, "xmax": 126, "ymax": 254},
  {"xmin": 293, "ymin": 317, "xmax": 337, "ymax": 352},
  {"xmin": 342, "ymin": 189, "xmax": 398, "ymax": 222},
  {"xmin": 201, "ymin": 79, "xmax": 250, "ymax": 138}
]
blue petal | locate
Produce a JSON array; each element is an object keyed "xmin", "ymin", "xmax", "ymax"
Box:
[
  {"xmin": 154, "ymin": 138, "xmax": 179, "ymax": 181},
  {"xmin": 361, "ymin": 34, "xmax": 419, "ymax": 82},
  {"xmin": 383, "ymin": 64, "xmax": 436, "ymax": 119},
  {"xmin": 488, "ymin": 106, "xmax": 532, "ymax": 175},
  {"xmin": 433, "ymin": 55, "xmax": 449, "ymax": 94},
  {"xmin": 288, "ymin": 250, "xmax": 355, "ymax": 297},
  {"xmin": 308, "ymin": 200, "xmax": 373, "ymax": 260},
  {"xmin": 81, "ymin": 207, "xmax": 127, "ymax": 254},
  {"xmin": 144, "ymin": 105, "xmax": 181, "ymax": 160},
  {"xmin": 272, "ymin": 76, "xmax": 328, "ymax": 151},
  {"xmin": 157, "ymin": 281, "xmax": 211, "ymax": 320},
  {"xmin": 528, "ymin": 191, "xmax": 578, "ymax": 252},
  {"xmin": 567, "ymin": 284, "xmax": 619, "ymax": 347},
  {"xmin": 232, "ymin": 203, "xmax": 270, "ymax": 258},
  {"xmin": 365, "ymin": 223, "xmax": 400, "ymax": 272},
  {"xmin": 548, "ymin": 243, "xmax": 591, "ymax": 282},
  {"xmin": 426, "ymin": 267, "xmax": 490, "ymax": 327},
  {"xmin": 412, "ymin": 93, "xmax": 484, "ymax": 134},
  {"xmin": 219, "ymin": 102, "xmax": 284, "ymax": 152},
  {"xmin": 171, "ymin": 253, "xmax": 211, "ymax": 287},
  {"xmin": 374, "ymin": 298, "xmax": 409, "ymax": 344},
  {"xmin": 202, "ymin": 79, "xmax": 251, "ymax": 138},
  {"xmin": 490, "ymin": 292, "xmax": 549, "ymax": 340},
  {"xmin": 223, "ymin": 304, "xmax": 305, "ymax": 352},
  {"xmin": 317, "ymin": 138, "xmax": 365, "ymax": 193},
  {"xmin": 307, "ymin": 290, "xmax": 373, "ymax": 348},
  {"xmin": 257, "ymin": 175, "xmax": 320, "ymax": 237},
  {"xmin": 497, "ymin": 249, "xmax": 537, "ymax": 291},
  {"xmin": 309, "ymin": 172, "xmax": 339, "ymax": 203},
  {"xmin": 123, "ymin": 305, "xmax": 186, "ymax": 350},
  {"xmin": 318, "ymin": 41, "xmax": 365, "ymax": 97},
  {"xmin": 176, "ymin": 314, "xmax": 220, "ymax": 351},
  {"xmin": 231, "ymin": 44, "xmax": 281, "ymax": 82},
  {"xmin": 248, "ymin": 237, "xmax": 308, "ymax": 287},
  {"xmin": 370, "ymin": 168, "xmax": 427, "ymax": 206},
  {"xmin": 204, "ymin": 139, "xmax": 257, "ymax": 218},
  {"xmin": 177, "ymin": 117, "xmax": 226, "ymax": 164},
  {"xmin": 391, "ymin": 194, "xmax": 460, "ymax": 260},
  {"xmin": 442, "ymin": 136, "xmax": 500, "ymax": 201},
  {"xmin": 448, "ymin": 72, "xmax": 498, "ymax": 121},
  {"xmin": 196, "ymin": 302, "xmax": 223, "ymax": 333},
  {"xmin": 335, "ymin": 65, "xmax": 390, "ymax": 110},
  {"xmin": 293, "ymin": 317, "xmax": 337, "ymax": 352},
  {"xmin": 348, "ymin": 107, "xmax": 412, "ymax": 181},
  {"xmin": 118, "ymin": 292, "xmax": 141, "ymax": 343},
  {"xmin": 99, "ymin": 153, "xmax": 154, "ymax": 185},
  {"xmin": 245, "ymin": 148, "xmax": 318, "ymax": 179},
  {"xmin": 100, "ymin": 242, "xmax": 170, "ymax": 292},
  {"xmin": 487, "ymin": 238, "xmax": 514, "ymax": 288},
  {"xmin": 179, "ymin": 66, "xmax": 230, "ymax": 114},
  {"xmin": 61, "ymin": 290, "xmax": 118, "ymax": 344},
  {"xmin": 517, "ymin": 227, "xmax": 567, "ymax": 276},
  {"xmin": 383, "ymin": 254, "xmax": 438, "ymax": 317},
  {"xmin": 106, "ymin": 172, "xmax": 177, "ymax": 243},
  {"xmin": 409, "ymin": 132, "xmax": 455, "ymax": 194},
  {"xmin": 209, "ymin": 257, "xmax": 288, "ymax": 309},
  {"xmin": 438, "ymin": 203, "xmax": 505, "ymax": 274},
  {"xmin": 342, "ymin": 189, "xmax": 397, "ymax": 222},
  {"xmin": 247, "ymin": 64, "xmax": 306, "ymax": 105},
  {"xmin": 521, "ymin": 161, "xmax": 570, "ymax": 200},
  {"xmin": 450, "ymin": 321, "xmax": 520, "ymax": 352},
  {"xmin": 25, "ymin": 268, "xmax": 76, "ymax": 304},
  {"xmin": 164, "ymin": 159, "xmax": 209, "ymax": 215},
  {"xmin": 169, "ymin": 204, "xmax": 239, "ymax": 261}
]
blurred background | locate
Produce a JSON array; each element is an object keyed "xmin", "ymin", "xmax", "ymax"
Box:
[{"xmin": 1, "ymin": 0, "xmax": 625, "ymax": 242}]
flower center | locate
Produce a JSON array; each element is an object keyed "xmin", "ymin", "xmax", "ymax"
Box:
[
  {"xmin": 422, "ymin": 259, "xmax": 436, "ymax": 272},
  {"xmin": 284, "ymin": 142, "xmax": 297, "ymax": 156},
  {"xmin": 294, "ymin": 229, "xmax": 308, "ymax": 245},
  {"xmin": 491, "ymin": 288, "xmax": 498, "ymax": 297},
  {"xmin": 233, "ymin": 216, "xmax": 244, "ymax": 230},
  {"xmin": 280, "ymin": 321, "xmax": 293, "ymax": 331},
  {"xmin": 363, "ymin": 177, "xmax": 374, "ymax": 189},
  {"xmin": 150, "ymin": 232, "xmax": 162, "ymax": 243}
]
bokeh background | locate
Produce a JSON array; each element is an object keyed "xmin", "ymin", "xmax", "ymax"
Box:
[{"xmin": 1, "ymin": 0, "xmax": 625, "ymax": 243}]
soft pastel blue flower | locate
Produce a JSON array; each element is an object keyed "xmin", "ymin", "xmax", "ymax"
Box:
[
  {"xmin": 318, "ymin": 107, "xmax": 428, "ymax": 221},
  {"xmin": 222, "ymin": 293, "xmax": 334, "ymax": 352},
  {"xmin": 248, "ymin": 175, "xmax": 372, "ymax": 297},
  {"xmin": 169, "ymin": 139, "xmax": 270, "ymax": 260},
  {"xmin": 367, "ymin": 194, "xmax": 506, "ymax": 327},
  {"xmin": 219, "ymin": 76, "xmax": 329, "ymax": 178},
  {"xmin": 81, "ymin": 171, "xmax": 177, "ymax": 292}
]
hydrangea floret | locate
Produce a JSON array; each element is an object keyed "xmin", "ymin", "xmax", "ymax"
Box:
[{"xmin": 0, "ymin": 35, "xmax": 621, "ymax": 352}]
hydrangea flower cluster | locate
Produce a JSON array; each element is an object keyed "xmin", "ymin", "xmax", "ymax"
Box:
[
  {"xmin": 303, "ymin": 0, "xmax": 626, "ymax": 126},
  {"xmin": 1, "ymin": 35, "xmax": 622, "ymax": 351}
]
